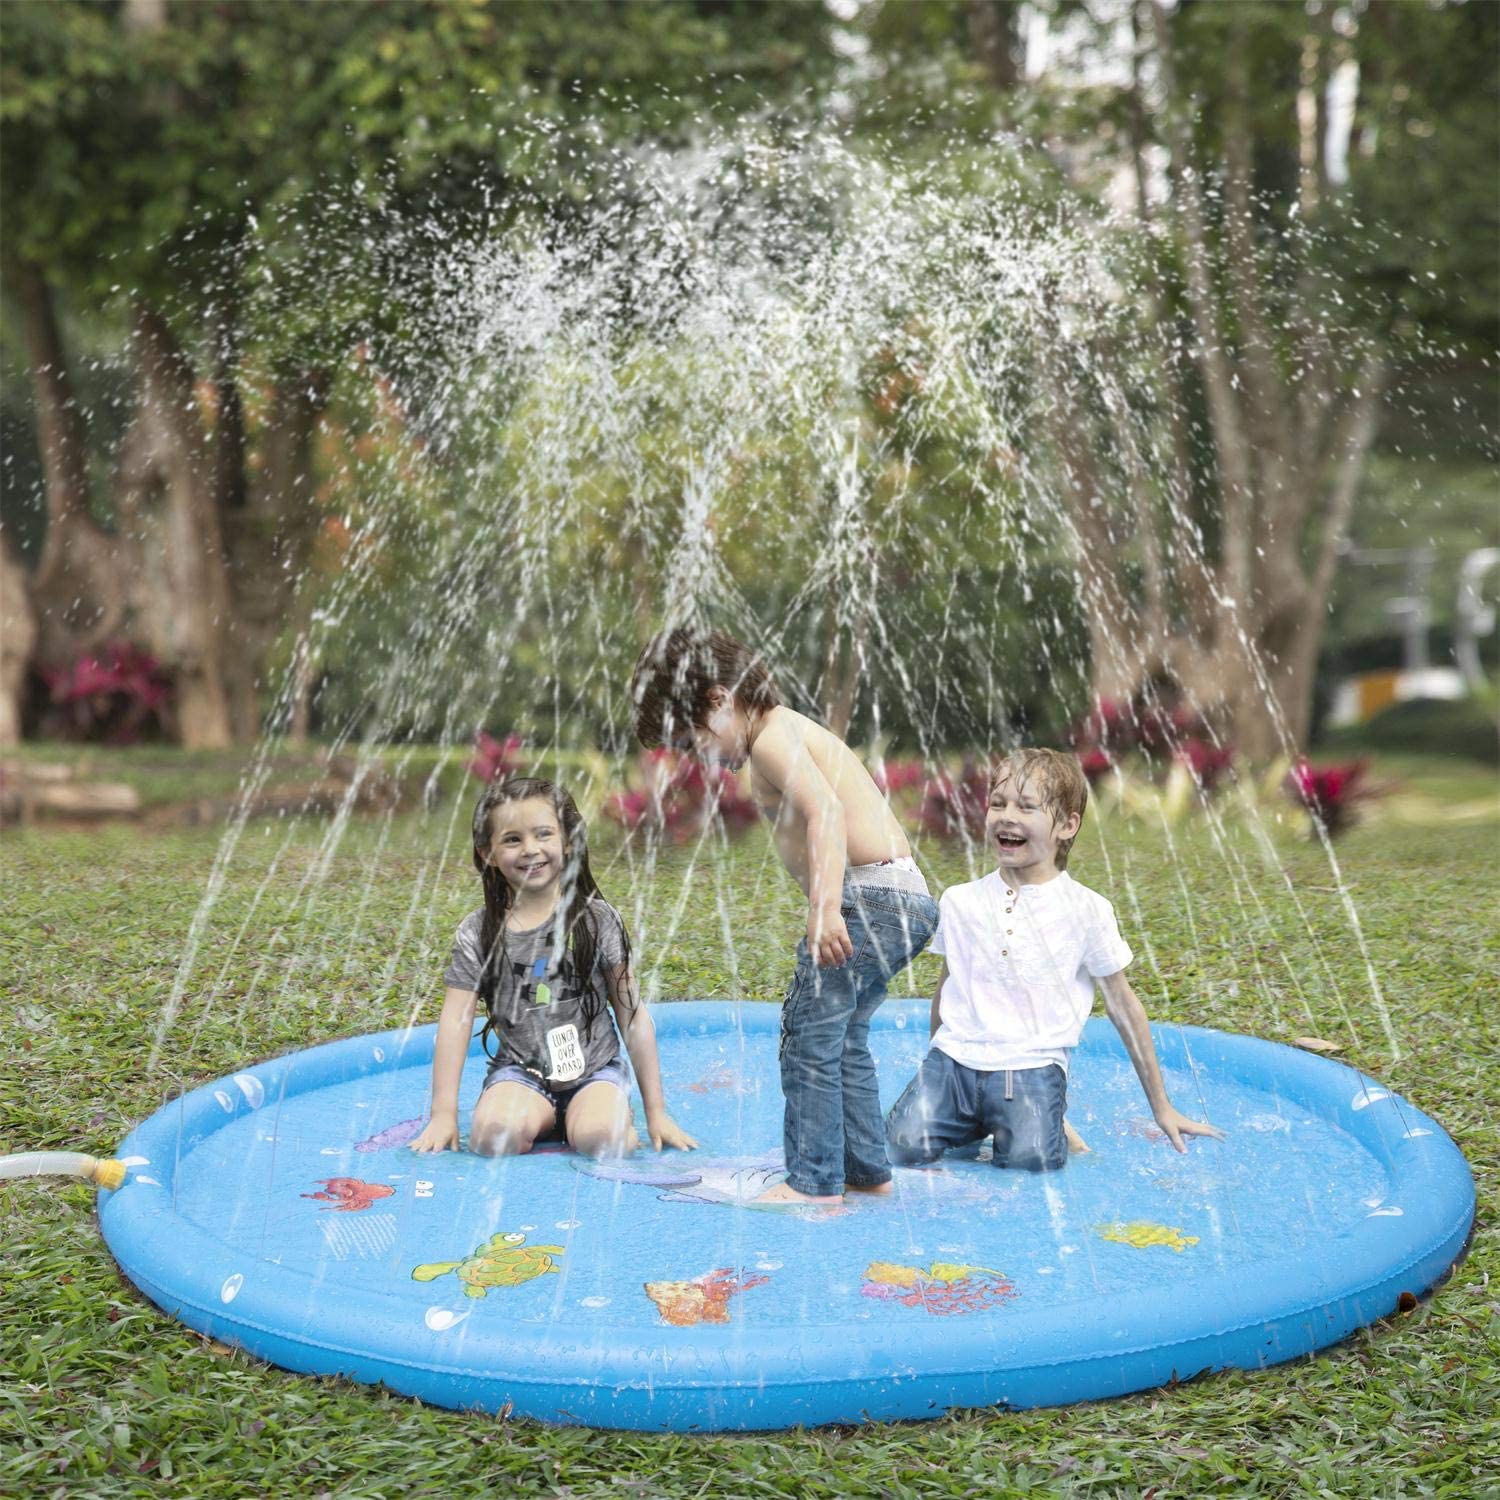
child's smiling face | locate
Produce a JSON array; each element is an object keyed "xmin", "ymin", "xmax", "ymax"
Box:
[
  {"xmin": 985, "ymin": 772, "xmax": 1080, "ymax": 883},
  {"xmin": 484, "ymin": 796, "xmax": 569, "ymax": 896}
]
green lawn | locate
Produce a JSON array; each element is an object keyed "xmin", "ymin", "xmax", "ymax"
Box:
[{"xmin": 2, "ymin": 752, "xmax": 1496, "ymax": 1498}]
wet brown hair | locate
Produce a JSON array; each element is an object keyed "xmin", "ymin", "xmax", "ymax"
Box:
[
  {"xmin": 630, "ymin": 628, "xmax": 781, "ymax": 748},
  {"xmin": 990, "ymin": 748, "xmax": 1088, "ymax": 870}
]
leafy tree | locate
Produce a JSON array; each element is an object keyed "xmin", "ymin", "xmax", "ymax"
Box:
[{"xmin": 0, "ymin": 0, "xmax": 839, "ymax": 746}]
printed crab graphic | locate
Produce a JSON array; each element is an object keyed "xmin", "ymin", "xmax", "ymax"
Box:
[{"xmin": 411, "ymin": 1231, "xmax": 564, "ymax": 1297}]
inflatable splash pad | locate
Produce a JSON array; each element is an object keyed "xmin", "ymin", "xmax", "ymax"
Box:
[{"xmin": 99, "ymin": 1001, "xmax": 1473, "ymax": 1431}]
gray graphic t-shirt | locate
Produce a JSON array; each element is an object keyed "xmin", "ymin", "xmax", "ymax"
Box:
[{"xmin": 443, "ymin": 898, "xmax": 627, "ymax": 1085}]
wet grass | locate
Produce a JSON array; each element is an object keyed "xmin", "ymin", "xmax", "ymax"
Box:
[{"xmin": 2, "ymin": 751, "xmax": 1496, "ymax": 1499}]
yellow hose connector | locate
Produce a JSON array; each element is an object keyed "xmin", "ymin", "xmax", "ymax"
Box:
[{"xmin": 90, "ymin": 1158, "xmax": 128, "ymax": 1191}]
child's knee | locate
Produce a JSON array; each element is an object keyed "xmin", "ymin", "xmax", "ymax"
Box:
[
  {"xmin": 995, "ymin": 1140, "xmax": 1067, "ymax": 1173},
  {"xmin": 992, "ymin": 1121, "xmax": 1067, "ymax": 1173},
  {"xmin": 571, "ymin": 1123, "xmax": 635, "ymax": 1160},
  {"xmin": 469, "ymin": 1121, "xmax": 537, "ymax": 1157},
  {"xmin": 885, "ymin": 1111, "xmax": 941, "ymax": 1167}
]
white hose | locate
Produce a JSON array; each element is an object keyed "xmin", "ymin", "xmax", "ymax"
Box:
[{"xmin": 0, "ymin": 1151, "xmax": 127, "ymax": 1189}]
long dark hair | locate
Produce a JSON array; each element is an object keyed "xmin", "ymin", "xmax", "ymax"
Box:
[{"xmin": 471, "ymin": 776, "xmax": 631, "ymax": 1057}]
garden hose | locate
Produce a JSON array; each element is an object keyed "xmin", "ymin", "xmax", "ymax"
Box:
[{"xmin": 0, "ymin": 1151, "xmax": 127, "ymax": 1191}]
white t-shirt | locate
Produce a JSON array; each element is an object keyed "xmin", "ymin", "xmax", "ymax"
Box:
[{"xmin": 929, "ymin": 871, "xmax": 1133, "ymax": 1073}]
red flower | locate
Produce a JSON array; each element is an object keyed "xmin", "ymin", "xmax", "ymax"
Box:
[
  {"xmin": 917, "ymin": 760, "xmax": 990, "ymax": 839},
  {"xmin": 40, "ymin": 639, "xmax": 171, "ymax": 743},
  {"xmin": 1285, "ymin": 758, "xmax": 1379, "ymax": 837},
  {"xmin": 1175, "ymin": 739, "xmax": 1235, "ymax": 793},
  {"xmin": 468, "ymin": 732, "xmax": 525, "ymax": 783},
  {"xmin": 873, "ymin": 758, "xmax": 927, "ymax": 795},
  {"xmin": 1076, "ymin": 747, "xmax": 1115, "ymax": 784},
  {"xmin": 602, "ymin": 752, "xmax": 757, "ymax": 842},
  {"xmin": 1068, "ymin": 699, "xmax": 1134, "ymax": 752}
]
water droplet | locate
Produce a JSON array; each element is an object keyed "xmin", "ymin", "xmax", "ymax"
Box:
[
  {"xmin": 1351, "ymin": 1089, "xmax": 1390, "ymax": 1111},
  {"xmin": 425, "ymin": 1307, "xmax": 470, "ymax": 1331},
  {"xmin": 580, "ymin": 1296, "xmax": 610, "ymax": 1308},
  {"xmin": 213, "ymin": 1090, "xmax": 233, "ymax": 1112},
  {"xmin": 220, "ymin": 1274, "xmax": 244, "ymax": 1303},
  {"xmin": 373, "ymin": 1047, "xmax": 386, "ymax": 1063},
  {"xmin": 120, "ymin": 1156, "xmax": 149, "ymax": 1168},
  {"xmin": 233, "ymin": 1074, "xmax": 265, "ymax": 1109},
  {"xmin": 555, "ymin": 1219, "xmax": 581, "ymax": 1230}
]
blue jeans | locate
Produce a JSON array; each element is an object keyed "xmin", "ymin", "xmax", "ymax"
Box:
[
  {"xmin": 779, "ymin": 882, "xmax": 939, "ymax": 1196},
  {"xmin": 886, "ymin": 1049, "xmax": 1068, "ymax": 1172}
]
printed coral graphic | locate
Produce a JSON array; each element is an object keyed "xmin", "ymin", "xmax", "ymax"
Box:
[
  {"xmin": 301, "ymin": 1177, "xmax": 396, "ymax": 1212},
  {"xmin": 644, "ymin": 1267, "xmax": 769, "ymax": 1325},
  {"xmin": 860, "ymin": 1260, "xmax": 1017, "ymax": 1315},
  {"xmin": 1095, "ymin": 1220, "xmax": 1199, "ymax": 1252},
  {"xmin": 411, "ymin": 1231, "xmax": 564, "ymax": 1297}
]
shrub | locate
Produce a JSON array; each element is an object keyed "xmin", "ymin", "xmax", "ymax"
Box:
[
  {"xmin": 1319, "ymin": 695, "xmax": 1499, "ymax": 766},
  {"xmin": 1285, "ymin": 758, "xmax": 1383, "ymax": 838},
  {"xmin": 603, "ymin": 750, "xmax": 757, "ymax": 843},
  {"xmin": 467, "ymin": 732, "xmax": 525, "ymax": 783},
  {"xmin": 1175, "ymin": 739, "xmax": 1236, "ymax": 793},
  {"xmin": 40, "ymin": 641, "xmax": 171, "ymax": 743},
  {"xmin": 916, "ymin": 759, "xmax": 990, "ymax": 839}
]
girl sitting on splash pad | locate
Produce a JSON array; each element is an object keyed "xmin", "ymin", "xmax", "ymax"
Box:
[{"xmin": 410, "ymin": 777, "xmax": 697, "ymax": 1159}]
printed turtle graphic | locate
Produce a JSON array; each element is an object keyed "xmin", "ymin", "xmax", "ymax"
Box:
[{"xmin": 411, "ymin": 1231, "xmax": 565, "ymax": 1297}]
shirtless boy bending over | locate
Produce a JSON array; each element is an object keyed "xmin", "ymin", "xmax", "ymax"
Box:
[{"xmin": 631, "ymin": 629, "xmax": 939, "ymax": 1205}]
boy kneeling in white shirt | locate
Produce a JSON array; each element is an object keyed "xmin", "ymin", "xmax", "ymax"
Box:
[{"xmin": 886, "ymin": 748, "xmax": 1221, "ymax": 1172}]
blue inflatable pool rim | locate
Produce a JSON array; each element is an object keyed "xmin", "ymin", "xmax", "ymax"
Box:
[{"xmin": 99, "ymin": 1001, "xmax": 1474, "ymax": 1431}]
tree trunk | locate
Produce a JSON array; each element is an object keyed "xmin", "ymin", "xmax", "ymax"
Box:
[
  {"xmin": 134, "ymin": 305, "xmax": 235, "ymax": 749},
  {"xmin": 968, "ymin": 1, "xmax": 1023, "ymax": 91},
  {"xmin": 222, "ymin": 366, "xmax": 333, "ymax": 742},
  {"xmin": 12, "ymin": 258, "xmax": 131, "ymax": 665},
  {"xmin": 0, "ymin": 533, "xmax": 37, "ymax": 745}
]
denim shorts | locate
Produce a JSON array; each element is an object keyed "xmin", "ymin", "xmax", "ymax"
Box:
[{"xmin": 480, "ymin": 1056, "xmax": 631, "ymax": 1136}]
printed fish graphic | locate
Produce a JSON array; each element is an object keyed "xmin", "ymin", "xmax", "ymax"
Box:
[{"xmin": 355, "ymin": 1116, "xmax": 428, "ymax": 1153}]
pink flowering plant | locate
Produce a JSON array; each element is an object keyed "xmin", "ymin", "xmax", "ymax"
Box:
[
  {"xmin": 41, "ymin": 640, "xmax": 171, "ymax": 743},
  {"xmin": 603, "ymin": 750, "xmax": 758, "ymax": 844},
  {"xmin": 1285, "ymin": 758, "xmax": 1384, "ymax": 838},
  {"xmin": 915, "ymin": 759, "xmax": 991, "ymax": 840},
  {"xmin": 1068, "ymin": 697, "xmax": 1236, "ymax": 801},
  {"xmin": 467, "ymin": 731, "xmax": 525, "ymax": 783}
]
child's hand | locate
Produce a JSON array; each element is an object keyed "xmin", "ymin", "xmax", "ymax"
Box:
[
  {"xmin": 409, "ymin": 1116, "xmax": 460, "ymax": 1154},
  {"xmin": 808, "ymin": 905, "xmax": 854, "ymax": 968},
  {"xmin": 646, "ymin": 1110, "xmax": 699, "ymax": 1152},
  {"xmin": 1153, "ymin": 1105, "xmax": 1225, "ymax": 1153}
]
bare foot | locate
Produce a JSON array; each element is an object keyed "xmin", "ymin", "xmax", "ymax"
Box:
[
  {"xmin": 751, "ymin": 1181, "xmax": 843, "ymax": 1206},
  {"xmin": 1064, "ymin": 1120, "xmax": 1090, "ymax": 1155},
  {"xmin": 845, "ymin": 1181, "xmax": 893, "ymax": 1196}
]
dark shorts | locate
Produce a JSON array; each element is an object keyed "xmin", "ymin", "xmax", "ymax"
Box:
[
  {"xmin": 886, "ymin": 1049, "xmax": 1068, "ymax": 1173},
  {"xmin": 480, "ymin": 1057, "xmax": 631, "ymax": 1137}
]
